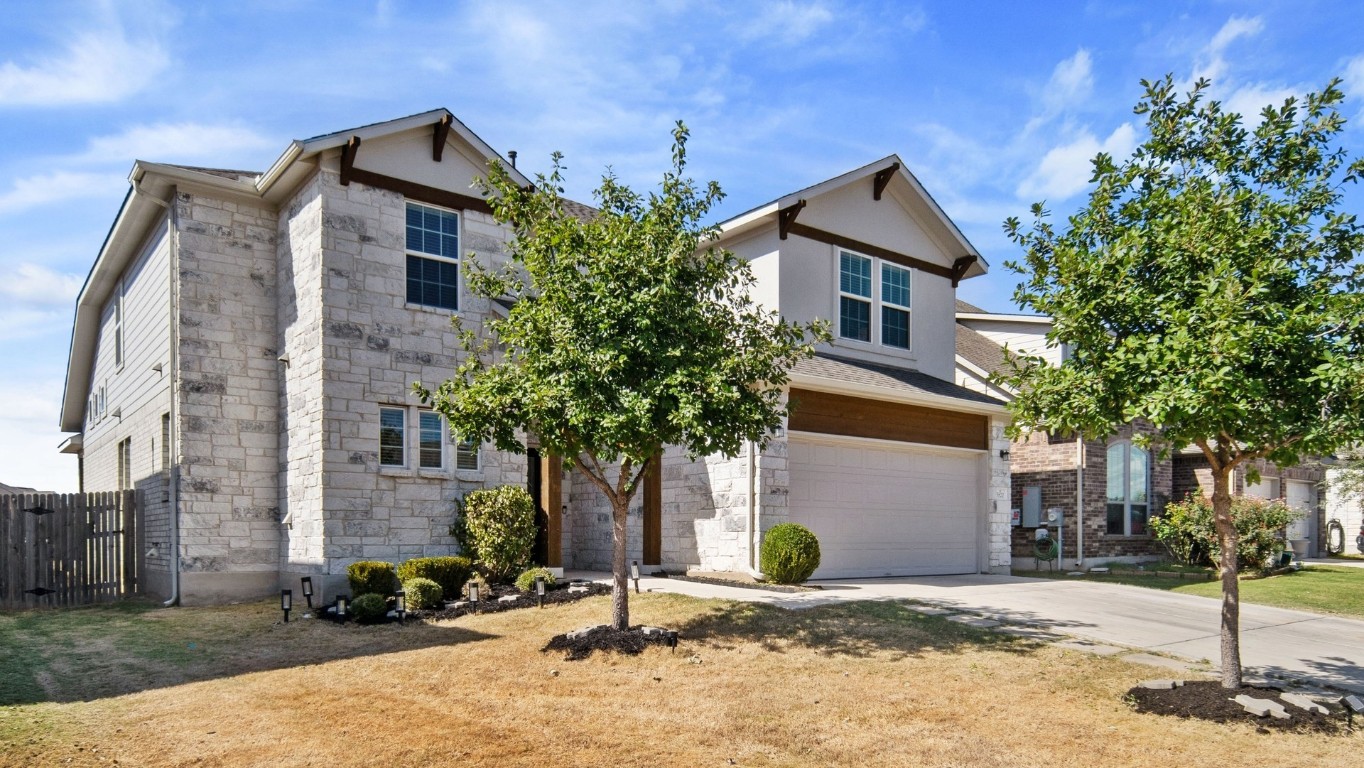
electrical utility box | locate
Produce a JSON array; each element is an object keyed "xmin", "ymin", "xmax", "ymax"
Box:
[{"xmin": 1021, "ymin": 486, "xmax": 1042, "ymax": 527}]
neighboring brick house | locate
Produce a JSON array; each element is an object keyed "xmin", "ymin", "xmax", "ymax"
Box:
[
  {"xmin": 59, "ymin": 110, "xmax": 1011, "ymax": 604},
  {"xmin": 954, "ymin": 301, "xmax": 1326, "ymax": 567}
]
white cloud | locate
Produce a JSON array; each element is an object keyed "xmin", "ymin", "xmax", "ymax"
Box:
[
  {"xmin": 1341, "ymin": 54, "xmax": 1364, "ymax": 109},
  {"xmin": 1046, "ymin": 49, "xmax": 1094, "ymax": 110},
  {"xmin": 0, "ymin": 378, "xmax": 78, "ymax": 492},
  {"xmin": 1017, "ymin": 123, "xmax": 1137, "ymax": 202},
  {"xmin": 0, "ymin": 171, "xmax": 126, "ymax": 215},
  {"xmin": 0, "ymin": 264, "xmax": 84, "ymax": 308},
  {"xmin": 736, "ymin": 1, "xmax": 834, "ymax": 43},
  {"xmin": 0, "ymin": 11, "xmax": 170, "ymax": 106},
  {"xmin": 901, "ymin": 7, "xmax": 928, "ymax": 33},
  {"xmin": 79, "ymin": 123, "xmax": 274, "ymax": 166}
]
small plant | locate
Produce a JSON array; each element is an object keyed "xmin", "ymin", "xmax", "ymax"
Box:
[
  {"xmin": 515, "ymin": 567, "xmax": 556, "ymax": 593},
  {"xmin": 347, "ymin": 561, "xmax": 397, "ymax": 596},
  {"xmin": 462, "ymin": 572, "xmax": 491, "ymax": 601},
  {"xmin": 761, "ymin": 523, "xmax": 821, "ymax": 584},
  {"xmin": 462, "ymin": 486, "xmax": 538, "ymax": 581},
  {"xmin": 1153, "ymin": 494, "xmax": 1299, "ymax": 571},
  {"xmin": 397, "ymin": 556, "xmax": 473, "ymax": 599},
  {"xmin": 350, "ymin": 593, "xmax": 389, "ymax": 624},
  {"xmin": 402, "ymin": 577, "xmax": 444, "ymax": 610}
]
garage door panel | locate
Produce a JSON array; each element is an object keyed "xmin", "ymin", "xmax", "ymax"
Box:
[{"xmin": 788, "ymin": 437, "xmax": 980, "ymax": 579}]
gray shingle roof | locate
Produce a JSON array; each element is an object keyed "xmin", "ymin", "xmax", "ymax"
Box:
[
  {"xmin": 165, "ymin": 164, "xmax": 262, "ymax": 181},
  {"xmin": 955, "ymin": 298, "xmax": 986, "ymax": 314},
  {"xmin": 955, "ymin": 323, "xmax": 1012, "ymax": 380},
  {"xmin": 791, "ymin": 353, "xmax": 1006, "ymax": 408}
]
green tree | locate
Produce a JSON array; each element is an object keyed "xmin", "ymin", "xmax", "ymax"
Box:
[
  {"xmin": 1002, "ymin": 76, "xmax": 1364, "ymax": 688},
  {"xmin": 416, "ymin": 123, "xmax": 827, "ymax": 631}
]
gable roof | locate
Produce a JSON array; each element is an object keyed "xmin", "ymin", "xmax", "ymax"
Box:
[
  {"xmin": 791, "ymin": 352, "xmax": 1007, "ymax": 414},
  {"xmin": 716, "ymin": 155, "xmax": 987, "ymax": 281},
  {"xmin": 60, "ymin": 109, "xmax": 536, "ymax": 432},
  {"xmin": 955, "ymin": 323, "xmax": 1012, "ymax": 381}
]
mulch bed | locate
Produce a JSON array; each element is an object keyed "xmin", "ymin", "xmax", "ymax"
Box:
[
  {"xmin": 415, "ymin": 581, "xmax": 612, "ymax": 620},
  {"xmin": 1127, "ymin": 681, "xmax": 1347, "ymax": 734},
  {"xmin": 542, "ymin": 625, "xmax": 674, "ymax": 661}
]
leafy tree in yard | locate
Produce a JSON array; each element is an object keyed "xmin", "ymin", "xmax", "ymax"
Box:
[
  {"xmin": 1002, "ymin": 76, "xmax": 1364, "ymax": 688},
  {"xmin": 416, "ymin": 123, "xmax": 828, "ymax": 631}
]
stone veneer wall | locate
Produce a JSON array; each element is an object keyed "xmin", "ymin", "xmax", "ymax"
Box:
[
  {"xmin": 985, "ymin": 417, "xmax": 1012, "ymax": 574},
  {"xmin": 303, "ymin": 171, "xmax": 522, "ymax": 594},
  {"xmin": 173, "ymin": 190, "xmax": 282, "ymax": 604}
]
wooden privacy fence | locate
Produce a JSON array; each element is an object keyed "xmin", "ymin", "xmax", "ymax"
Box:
[{"xmin": 0, "ymin": 492, "xmax": 143, "ymax": 610}]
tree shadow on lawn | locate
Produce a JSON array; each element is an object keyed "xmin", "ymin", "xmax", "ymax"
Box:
[
  {"xmin": 672, "ymin": 598, "xmax": 1055, "ymax": 661},
  {"xmin": 0, "ymin": 599, "xmax": 496, "ymax": 707},
  {"xmin": 1252, "ymin": 655, "xmax": 1364, "ymax": 696}
]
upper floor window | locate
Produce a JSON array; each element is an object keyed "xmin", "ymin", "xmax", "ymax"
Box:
[
  {"xmin": 1106, "ymin": 441, "xmax": 1149, "ymax": 536},
  {"xmin": 837, "ymin": 250, "xmax": 912, "ymax": 349},
  {"xmin": 405, "ymin": 202, "xmax": 459, "ymax": 311}
]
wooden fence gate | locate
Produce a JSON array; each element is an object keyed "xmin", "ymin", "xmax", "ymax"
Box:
[{"xmin": 0, "ymin": 491, "xmax": 144, "ymax": 610}]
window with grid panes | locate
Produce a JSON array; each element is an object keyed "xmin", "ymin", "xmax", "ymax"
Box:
[
  {"xmin": 379, "ymin": 407, "xmax": 406, "ymax": 467},
  {"xmin": 838, "ymin": 251, "xmax": 872, "ymax": 342},
  {"xmin": 405, "ymin": 202, "xmax": 459, "ymax": 310}
]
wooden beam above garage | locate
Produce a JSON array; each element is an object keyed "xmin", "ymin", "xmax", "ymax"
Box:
[{"xmin": 788, "ymin": 388, "xmax": 988, "ymax": 450}]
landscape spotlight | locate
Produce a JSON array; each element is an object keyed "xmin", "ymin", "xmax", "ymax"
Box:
[
  {"xmin": 336, "ymin": 594, "xmax": 350, "ymax": 622},
  {"xmin": 467, "ymin": 579, "xmax": 480, "ymax": 604},
  {"xmin": 667, "ymin": 630, "xmax": 678, "ymax": 652},
  {"xmin": 281, "ymin": 589, "xmax": 292, "ymax": 623},
  {"xmin": 631, "ymin": 560, "xmax": 641, "ymax": 593},
  {"xmin": 535, "ymin": 575, "xmax": 546, "ymax": 608},
  {"xmin": 1343, "ymin": 694, "xmax": 1364, "ymax": 729},
  {"xmin": 300, "ymin": 576, "xmax": 314, "ymax": 608},
  {"xmin": 395, "ymin": 589, "xmax": 406, "ymax": 623}
]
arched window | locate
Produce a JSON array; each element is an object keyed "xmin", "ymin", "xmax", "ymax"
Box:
[{"xmin": 1106, "ymin": 441, "xmax": 1149, "ymax": 536}]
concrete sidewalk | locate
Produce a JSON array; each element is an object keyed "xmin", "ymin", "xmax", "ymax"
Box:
[{"xmin": 569, "ymin": 570, "xmax": 1364, "ymax": 693}]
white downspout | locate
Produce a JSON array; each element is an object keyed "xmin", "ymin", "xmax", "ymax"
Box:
[
  {"xmin": 137, "ymin": 176, "xmax": 180, "ymax": 607},
  {"xmin": 1075, "ymin": 436, "xmax": 1085, "ymax": 570},
  {"xmin": 747, "ymin": 439, "xmax": 760, "ymax": 576}
]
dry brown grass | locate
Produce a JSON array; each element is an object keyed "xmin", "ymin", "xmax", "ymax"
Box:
[{"xmin": 1, "ymin": 593, "xmax": 1358, "ymax": 767}]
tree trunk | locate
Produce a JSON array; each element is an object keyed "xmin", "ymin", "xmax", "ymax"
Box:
[
  {"xmin": 1212, "ymin": 467, "xmax": 1242, "ymax": 688},
  {"xmin": 610, "ymin": 495, "xmax": 630, "ymax": 631}
]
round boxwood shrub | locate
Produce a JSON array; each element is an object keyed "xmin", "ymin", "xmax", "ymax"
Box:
[
  {"xmin": 347, "ymin": 560, "xmax": 397, "ymax": 596},
  {"xmin": 402, "ymin": 577, "xmax": 444, "ymax": 610},
  {"xmin": 396, "ymin": 556, "xmax": 473, "ymax": 599},
  {"xmin": 350, "ymin": 592, "xmax": 389, "ymax": 624},
  {"xmin": 462, "ymin": 486, "xmax": 538, "ymax": 582},
  {"xmin": 515, "ymin": 567, "xmax": 556, "ymax": 593},
  {"xmin": 761, "ymin": 523, "xmax": 821, "ymax": 584}
]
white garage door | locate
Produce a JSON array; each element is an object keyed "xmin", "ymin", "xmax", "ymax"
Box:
[{"xmin": 787, "ymin": 436, "xmax": 982, "ymax": 579}]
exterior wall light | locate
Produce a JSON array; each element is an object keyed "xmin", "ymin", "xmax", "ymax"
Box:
[
  {"xmin": 999, "ymin": 449, "xmax": 1011, "ymax": 461},
  {"xmin": 281, "ymin": 589, "xmax": 292, "ymax": 623}
]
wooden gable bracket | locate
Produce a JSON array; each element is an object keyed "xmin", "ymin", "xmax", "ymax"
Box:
[
  {"xmin": 778, "ymin": 199, "xmax": 807, "ymax": 240},
  {"xmin": 872, "ymin": 162, "xmax": 901, "ymax": 201},
  {"xmin": 432, "ymin": 114, "xmax": 453, "ymax": 162},
  {"xmin": 340, "ymin": 135, "xmax": 361, "ymax": 186},
  {"xmin": 950, "ymin": 255, "xmax": 977, "ymax": 287}
]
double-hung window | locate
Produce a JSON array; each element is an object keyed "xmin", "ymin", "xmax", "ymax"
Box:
[
  {"xmin": 405, "ymin": 202, "xmax": 460, "ymax": 311},
  {"xmin": 1106, "ymin": 441, "xmax": 1149, "ymax": 536},
  {"xmin": 378, "ymin": 406, "xmax": 480, "ymax": 472},
  {"xmin": 838, "ymin": 250, "xmax": 912, "ymax": 349}
]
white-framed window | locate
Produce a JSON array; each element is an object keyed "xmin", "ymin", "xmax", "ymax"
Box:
[
  {"xmin": 117, "ymin": 437, "xmax": 132, "ymax": 491},
  {"xmin": 837, "ymin": 249, "xmax": 912, "ymax": 349},
  {"xmin": 114, "ymin": 279, "xmax": 125, "ymax": 370},
  {"xmin": 379, "ymin": 407, "xmax": 407, "ymax": 467},
  {"xmin": 1106, "ymin": 441, "xmax": 1149, "ymax": 536},
  {"xmin": 405, "ymin": 201, "xmax": 460, "ymax": 311},
  {"xmin": 378, "ymin": 405, "xmax": 480, "ymax": 472}
]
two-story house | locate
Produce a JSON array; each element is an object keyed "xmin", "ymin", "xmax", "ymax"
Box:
[
  {"xmin": 954, "ymin": 301, "xmax": 1326, "ymax": 568},
  {"xmin": 60, "ymin": 110, "xmax": 1011, "ymax": 604}
]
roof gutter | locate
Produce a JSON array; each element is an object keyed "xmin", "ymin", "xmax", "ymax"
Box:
[{"xmin": 787, "ymin": 372, "xmax": 1010, "ymax": 417}]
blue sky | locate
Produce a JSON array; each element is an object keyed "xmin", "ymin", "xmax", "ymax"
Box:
[{"xmin": 2, "ymin": 0, "xmax": 1363, "ymax": 491}]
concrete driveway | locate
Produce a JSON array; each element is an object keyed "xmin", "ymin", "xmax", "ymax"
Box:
[{"xmin": 589, "ymin": 571, "xmax": 1364, "ymax": 694}]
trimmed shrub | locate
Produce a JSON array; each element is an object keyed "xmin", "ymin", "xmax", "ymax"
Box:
[
  {"xmin": 761, "ymin": 523, "xmax": 821, "ymax": 584},
  {"xmin": 515, "ymin": 567, "xmax": 556, "ymax": 593},
  {"xmin": 347, "ymin": 561, "xmax": 397, "ymax": 596},
  {"xmin": 402, "ymin": 577, "xmax": 444, "ymax": 610},
  {"xmin": 1152, "ymin": 494, "xmax": 1299, "ymax": 570},
  {"xmin": 396, "ymin": 556, "xmax": 473, "ymax": 599},
  {"xmin": 462, "ymin": 572, "xmax": 490, "ymax": 601},
  {"xmin": 350, "ymin": 592, "xmax": 389, "ymax": 624},
  {"xmin": 462, "ymin": 486, "xmax": 538, "ymax": 581}
]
